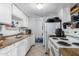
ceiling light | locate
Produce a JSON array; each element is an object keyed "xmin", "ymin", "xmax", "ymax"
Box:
[{"xmin": 36, "ymin": 3, "xmax": 43, "ymax": 9}]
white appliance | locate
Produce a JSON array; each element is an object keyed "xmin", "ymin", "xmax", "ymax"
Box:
[
  {"xmin": 43, "ymin": 22, "xmax": 60, "ymax": 53},
  {"xmin": 48, "ymin": 38, "xmax": 60, "ymax": 56}
]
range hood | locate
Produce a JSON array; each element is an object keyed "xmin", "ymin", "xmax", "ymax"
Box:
[{"xmin": 46, "ymin": 17, "xmax": 61, "ymax": 23}]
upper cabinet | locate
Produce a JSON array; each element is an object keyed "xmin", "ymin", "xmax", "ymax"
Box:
[
  {"xmin": 0, "ymin": 3, "xmax": 11, "ymax": 24},
  {"xmin": 12, "ymin": 4, "xmax": 28, "ymax": 27},
  {"xmin": 63, "ymin": 4, "xmax": 79, "ymax": 29},
  {"xmin": 58, "ymin": 7, "xmax": 71, "ymax": 23},
  {"xmin": 0, "ymin": 4, "xmax": 28, "ymax": 27}
]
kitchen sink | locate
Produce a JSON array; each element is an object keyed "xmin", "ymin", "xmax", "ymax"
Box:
[{"xmin": 15, "ymin": 35, "xmax": 23, "ymax": 38}]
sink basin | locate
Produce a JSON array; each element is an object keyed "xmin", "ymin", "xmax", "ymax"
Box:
[{"xmin": 16, "ymin": 35, "xmax": 23, "ymax": 38}]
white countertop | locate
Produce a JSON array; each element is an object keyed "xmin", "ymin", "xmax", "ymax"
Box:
[{"xmin": 49, "ymin": 37, "xmax": 79, "ymax": 48}]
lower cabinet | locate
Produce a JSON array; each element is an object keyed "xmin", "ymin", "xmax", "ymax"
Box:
[
  {"xmin": 7, "ymin": 47, "xmax": 17, "ymax": 56},
  {"xmin": 0, "ymin": 35, "xmax": 35, "ymax": 56},
  {"xmin": 17, "ymin": 40, "xmax": 26, "ymax": 56},
  {"xmin": 16, "ymin": 37, "xmax": 31, "ymax": 56},
  {"xmin": 0, "ymin": 44, "xmax": 17, "ymax": 56},
  {"xmin": 30, "ymin": 35, "xmax": 35, "ymax": 46},
  {"xmin": 16, "ymin": 35, "xmax": 35, "ymax": 56},
  {"xmin": 0, "ymin": 53, "xmax": 9, "ymax": 56}
]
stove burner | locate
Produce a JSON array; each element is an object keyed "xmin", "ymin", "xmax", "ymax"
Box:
[
  {"xmin": 72, "ymin": 43, "xmax": 79, "ymax": 46},
  {"xmin": 57, "ymin": 41, "xmax": 71, "ymax": 46},
  {"xmin": 49, "ymin": 35, "xmax": 56, "ymax": 37},
  {"xmin": 52, "ymin": 37, "xmax": 58, "ymax": 40},
  {"xmin": 60, "ymin": 37, "xmax": 68, "ymax": 40}
]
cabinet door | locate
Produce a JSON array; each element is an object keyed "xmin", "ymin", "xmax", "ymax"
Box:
[
  {"xmin": 28, "ymin": 37, "xmax": 31, "ymax": 48},
  {"xmin": 15, "ymin": 38, "xmax": 32, "ymax": 56},
  {"xmin": 17, "ymin": 40, "xmax": 26, "ymax": 56},
  {"xmin": 30, "ymin": 35, "xmax": 35, "ymax": 45},
  {"xmin": 7, "ymin": 47, "xmax": 17, "ymax": 56},
  {"xmin": 24, "ymin": 38, "xmax": 28, "ymax": 53},
  {"xmin": 12, "ymin": 4, "xmax": 28, "ymax": 27},
  {"xmin": 0, "ymin": 53, "xmax": 9, "ymax": 56},
  {"xmin": 0, "ymin": 3, "xmax": 11, "ymax": 24},
  {"xmin": 24, "ymin": 37, "xmax": 31, "ymax": 54},
  {"xmin": 0, "ymin": 43, "xmax": 17, "ymax": 56}
]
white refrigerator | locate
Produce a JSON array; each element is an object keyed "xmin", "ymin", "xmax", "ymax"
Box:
[{"xmin": 43, "ymin": 22, "xmax": 60, "ymax": 53}]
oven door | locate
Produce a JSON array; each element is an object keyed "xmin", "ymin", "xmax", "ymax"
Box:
[
  {"xmin": 50, "ymin": 46, "xmax": 56, "ymax": 56},
  {"xmin": 49, "ymin": 39, "xmax": 60, "ymax": 56},
  {"xmin": 48, "ymin": 40, "xmax": 55, "ymax": 56}
]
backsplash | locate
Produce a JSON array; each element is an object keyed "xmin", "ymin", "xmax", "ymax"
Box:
[{"xmin": 1, "ymin": 26, "xmax": 20, "ymax": 36}]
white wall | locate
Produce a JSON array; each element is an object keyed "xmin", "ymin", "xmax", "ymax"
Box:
[
  {"xmin": 28, "ymin": 17, "xmax": 44, "ymax": 38},
  {"xmin": 0, "ymin": 3, "xmax": 11, "ymax": 24}
]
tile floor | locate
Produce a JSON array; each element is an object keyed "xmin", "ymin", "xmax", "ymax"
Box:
[{"xmin": 26, "ymin": 44, "xmax": 48, "ymax": 56}]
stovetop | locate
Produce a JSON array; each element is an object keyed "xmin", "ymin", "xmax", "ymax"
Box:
[
  {"xmin": 57, "ymin": 41, "xmax": 71, "ymax": 46},
  {"xmin": 52, "ymin": 37, "xmax": 68, "ymax": 41},
  {"xmin": 52, "ymin": 37, "xmax": 58, "ymax": 40},
  {"xmin": 59, "ymin": 37, "xmax": 68, "ymax": 40},
  {"xmin": 50, "ymin": 36, "xmax": 79, "ymax": 48},
  {"xmin": 72, "ymin": 43, "xmax": 79, "ymax": 46}
]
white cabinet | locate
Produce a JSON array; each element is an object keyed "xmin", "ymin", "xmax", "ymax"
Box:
[
  {"xmin": 58, "ymin": 8, "xmax": 71, "ymax": 22},
  {"xmin": 0, "ymin": 36, "xmax": 32, "ymax": 56},
  {"xmin": 25, "ymin": 37, "xmax": 31, "ymax": 53},
  {"xmin": 26, "ymin": 37, "xmax": 31, "ymax": 48},
  {"xmin": 17, "ymin": 39, "xmax": 26, "ymax": 56},
  {"xmin": 12, "ymin": 4, "xmax": 28, "ymax": 27},
  {"xmin": 17, "ymin": 42, "xmax": 25, "ymax": 56},
  {"xmin": 12, "ymin": 4, "xmax": 23, "ymax": 19},
  {"xmin": 24, "ymin": 38, "xmax": 29, "ymax": 53},
  {"xmin": 30, "ymin": 35, "xmax": 35, "ymax": 46},
  {"xmin": 0, "ymin": 53, "xmax": 9, "ymax": 56},
  {"xmin": 16, "ymin": 37, "xmax": 31, "ymax": 56},
  {"xmin": 7, "ymin": 47, "xmax": 17, "ymax": 56},
  {"xmin": 0, "ymin": 44, "xmax": 17, "ymax": 56},
  {"xmin": 0, "ymin": 3, "xmax": 11, "ymax": 24}
]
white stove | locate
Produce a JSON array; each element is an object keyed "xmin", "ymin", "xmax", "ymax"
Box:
[
  {"xmin": 48, "ymin": 36, "xmax": 79, "ymax": 56},
  {"xmin": 49, "ymin": 37, "xmax": 79, "ymax": 48}
]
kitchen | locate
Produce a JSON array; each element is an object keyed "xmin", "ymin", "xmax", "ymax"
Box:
[{"xmin": 0, "ymin": 3, "xmax": 79, "ymax": 56}]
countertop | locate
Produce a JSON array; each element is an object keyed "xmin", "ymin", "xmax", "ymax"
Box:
[{"xmin": 0, "ymin": 34, "xmax": 32, "ymax": 49}]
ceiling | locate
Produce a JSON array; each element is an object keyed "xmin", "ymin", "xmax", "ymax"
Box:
[{"xmin": 15, "ymin": 3, "xmax": 75, "ymax": 17}]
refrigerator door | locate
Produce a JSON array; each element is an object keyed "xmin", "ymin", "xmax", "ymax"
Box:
[{"xmin": 44, "ymin": 23, "xmax": 60, "ymax": 53}]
